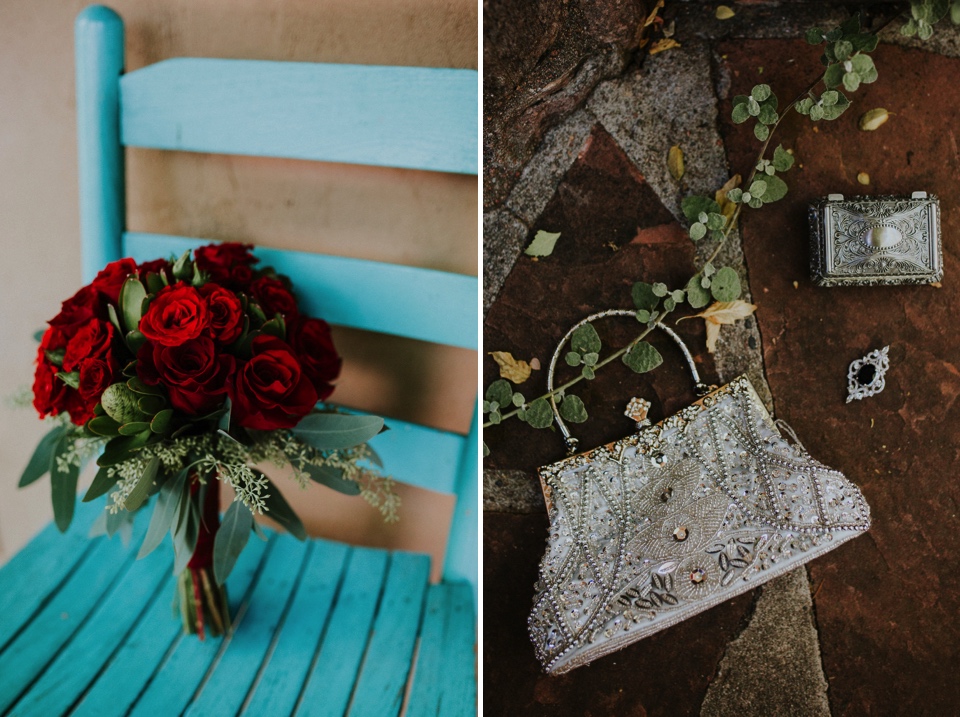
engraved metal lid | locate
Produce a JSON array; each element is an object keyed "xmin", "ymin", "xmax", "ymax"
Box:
[{"xmin": 809, "ymin": 193, "xmax": 942, "ymax": 287}]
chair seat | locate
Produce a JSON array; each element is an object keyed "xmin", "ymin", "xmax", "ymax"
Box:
[{"xmin": 0, "ymin": 501, "xmax": 476, "ymax": 716}]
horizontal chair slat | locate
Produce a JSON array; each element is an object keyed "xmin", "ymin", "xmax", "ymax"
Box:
[
  {"xmin": 122, "ymin": 233, "xmax": 478, "ymax": 351},
  {"xmin": 120, "ymin": 58, "xmax": 478, "ymax": 175}
]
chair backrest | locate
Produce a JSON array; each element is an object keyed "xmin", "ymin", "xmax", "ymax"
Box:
[{"xmin": 75, "ymin": 5, "xmax": 478, "ymax": 605}]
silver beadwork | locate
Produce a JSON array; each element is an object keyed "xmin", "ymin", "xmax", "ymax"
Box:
[
  {"xmin": 846, "ymin": 346, "xmax": 890, "ymax": 403},
  {"xmin": 529, "ymin": 375, "xmax": 871, "ymax": 675}
]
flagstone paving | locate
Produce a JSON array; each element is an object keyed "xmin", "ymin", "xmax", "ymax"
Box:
[{"xmin": 484, "ymin": 3, "xmax": 960, "ymax": 715}]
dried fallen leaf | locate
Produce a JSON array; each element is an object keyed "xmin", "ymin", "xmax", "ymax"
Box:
[
  {"xmin": 716, "ymin": 5, "xmax": 735, "ymax": 20},
  {"xmin": 931, "ymin": 281, "xmax": 942, "ymax": 288},
  {"xmin": 715, "ymin": 174, "xmax": 742, "ymax": 227},
  {"xmin": 857, "ymin": 172, "xmax": 870, "ymax": 185},
  {"xmin": 529, "ymin": 357, "xmax": 541, "ymax": 370},
  {"xmin": 668, "ymin": 145, "xmax": 685, "ymax": 180},
  {"xmin": 679, "ymin": 300, "xmax": 757, "ymax": 353},
  {"xmin": 642, "ymin": 0, "xmax": 665, "ymax": 28},
  {"xmin": 488, "ymin": 351, "xmax": 533, "ymax": 384},
  {"xmin": 649, "ymin": 38, "xmax": 681, "ymax": 55},
  {"xmin": 859, "ymin": 108, "xmax": 890, "ymax": 131},
  {"xmin": 525, "ymin": 230, "xmax": 561, "ymax": 257}
]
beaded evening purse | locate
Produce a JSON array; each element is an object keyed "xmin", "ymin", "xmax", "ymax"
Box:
[{"xmin": 528, "ymin": 312, "xmax": 871, "ymax": 674}]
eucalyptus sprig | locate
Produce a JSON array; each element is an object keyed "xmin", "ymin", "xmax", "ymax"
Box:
[{"xmin": 483, "ymin": 8, "xmax": 957, "ymax": 457}]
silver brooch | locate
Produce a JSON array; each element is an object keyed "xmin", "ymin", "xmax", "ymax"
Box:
[{"xmin": 846, "ymin": 346, "xmax": 890, "ymax": 403}]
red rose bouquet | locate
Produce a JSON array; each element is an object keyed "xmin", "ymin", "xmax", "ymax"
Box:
[{"xmin": 20, "ymin": 243, "xmax": 397, "ymax": 638}]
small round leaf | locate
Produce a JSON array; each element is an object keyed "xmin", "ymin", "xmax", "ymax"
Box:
[{"xmin": 711, "ymin": 267, "xmax": 742, "ymax": 302}]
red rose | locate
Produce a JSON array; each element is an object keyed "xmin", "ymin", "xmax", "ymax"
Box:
[
  {"xmin": 194, "ymin": 242, "xmax": 258, "ymax": 287},
  {"xmin": 229, "ymin": 335, "xmax": 317, "ymax": 430},
  {"xmin": 62, "ymin": 319, "xmax": 116, "ymax": 372},
  {"xmin": 249, "ymin": 276, "xmax": 299, "ymax": 319},
  {"xmin": 138, "ymin": 337, "xmax": 234, "ymax": 415},
  {"xmin": 287, "ymin": 316, "xmax": 341, "ymax": 400},
  {"xmin": 139, "ymin": 283, "xmax": 209, "ymax": 346},
  {"xmin": 200, "ymin": 284, "xmax": 243, "ymax": 343},
  {"xmin": 32, "ymin": 354, "xmax": 67, "ymax": 419},
  {"xmin": 64, "ymin": 389, "xmax": 96, "ymax": 426},
  {"xmin": 92, "ymin": 258, "xmax": 137, "ymax": 303},
  {"xmin": 137, "ymin": 258, "xmax": 171, "ymax": 281},
  {"xmin": 78, "ymin": 358, "xmax": 114, "ymax": 401},
  {"xmin": 48, "ymin": 285, "xmax": 104, "ymax": 332}
]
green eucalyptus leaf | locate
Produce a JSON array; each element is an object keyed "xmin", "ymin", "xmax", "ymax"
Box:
[
  {"xmin": 261, "ymin": 476, "xmax": 307, "ymax": 540},
  {"xmin": 761, "ymin": 174, "xmax": 789, "ymax": 202},
  {"xmin": 486, "ymin": 379, "xmax": 513, "ymax": 408},
  {"xmin": 150, "ymin": 408, "xmax": 174, "ymax": 434},
  {"xmin": 124, "ymin": 455, "xmax": 161, "ymax": 512},
  {"xmin": 711, "ymin": 267, "xmax": 742, "ymax": 302},
  {"xmin": 118, "ymin": 421, "xmax": 152, "ymax": 436},
  {"xmin": 19, "ymin": 424, "xmax": 67, "ymax": 487},
  {"xmin": 523, "ymin": 398, "xmax": 553, "ymax": 429},
  {"xmin": 565, "ymin": 351, "xmax": 582, "ymax": 367},
  {"xmin": 795, "ymin": 98, "xmax": 814, "ymax": 115},
  {"xmin": 824, "ymin": 63, "xmax": 845, "ymax": 89},
  {"xmin": 50, "ymin": 433, "xmax": 80, "ymax": 532},
  {"xmin": 56, "ymin": 371, "xmax": 80, "ymax": 389},
  {"xmin": 689, "ymin": 222, "xmax": 707, "ymax": 241},
  {"xmin": 805, "ymin": 27, "xmax": 824, "ymax": 44},
  {"xmin": 571, "ymin": 323, "xmax": 601, "ymax": 354},
  {"xmin": 851, "ymin": 53, "xmax": 877, "ymax": 82},
  {"xmin": 139, "ymin": 468, "xmax": 188, "ymax": 558},
  {"xmin": 303, "ymin": 463, "xmax": 362, "ymax": 495},
  {"xmin": 582, "ymin": 352, "xmax": 599, "ymax": 367},
  {"xmin": 851, "ymin": 33, "xmax": 879, "ymax": 52},
  {"xmin": 821, "ymin": 90, "xmax": 839, "ymax": 107},
  {"xmin": 825, "ymin": 27, "xmax": 843, "ymax": 42},
  {"xmin": 842, "ymin": 71, "xmax": 861, "ymax": 92},
  {"xmin": 670, "ymin": 289, "xmax": 686, "ymax": 304},
  {"xmin": 512, "ymin": 393, "xmax": 525, "ymax": 407},
  {"xmin": 758, "ymin": 104, "xmax": 778, "ymax": 125},
  {"xmin": 172, "ymin": 490, "xmax": 200, "ymax": 575},
  {"xmin": 809, "ymin": 104, "xmax": 825, "ymax": 121},
  {"xmin": 772, "ymin": 145, "xmax": 795, "ymax": 171},
  {"xmin": 632, "ymin": 281, "xmax": 660, "ymax": 312},
  {"xmin": 761, "ymin": 92, "xmax": 778, "ymax": 111},
  {"xmin": 680, "ymin": 196, "xmax": 722, "ymax": 222},
  {"xmin": 840, "ymin": 12, "xmax": 862, "ymax": 35},
  {"xmin": 622, "ymin": 342, "xmax": 663, "ymax": 374},
  {"xmin": 685, "ymin": 274, "xmax": 712, "ymax": 309},
  {"xmin": 821, "ymin": 92, "xmax": 850, "ymax": 120},
  {"xmin": 291, "ymin": 413, "xmax": 384, "ymax": 451},
  {"xmin": 119, "ymin": 277, "xmax": 147, "ymax": 334},
  {"xmin": 727, "ymin": 188, "xmax": 743, "ymax": 203},
  {"xmin": 747, "ymin": 97, "xmax": 761, "ymax": 116},
  {"xmin": 732, "ymin": 103, "xmax": 750, "ymax": 124},
  {"xmin": 83, "ymin": 467, "xmax": 118, "ymax": 504},
  {"xmin": 559, "ymin": 395, "xmax": 588, "ymax": 424},
  {"xmin": 833, "ymin": 40, "xmax": 853, "ymax": 61},
  {"xmin": 663, "ymin": 297, "xmax": 677, "ymax": 312},
  {"xmin": 581, "ymin": 365, "xmax": 596, "ymax": 380},
  {"xmin": 87, "ymin": 415, "xmax": 120, "ymax": 437},
  {"xmin": 751, "ymin": 84, "xmax": 771, "ymax": 101},
  {"xmin": 636, "ymin": 309, "xmax": 651, "ymax": 323},
  {"xmin": 952, "ymin": 0, "xmax": 960, "ymax": 24},
  {"xmin": 652, "ymin": 283, "xmax": 669, "ymax": 298},
  {"xmin": 749, "ymin": 179, "xmax": 767, "ymax": 197},
  {"xmin": 214, "ymin": 499, "xmax": 254, "ymax": 585},
  {"xmin": 754, "ymin": 123, "xmax": 770, "ymax": 141},
  {"xmin": 748, "ymin": 197, "xmax": 763, "ymax": 209}
]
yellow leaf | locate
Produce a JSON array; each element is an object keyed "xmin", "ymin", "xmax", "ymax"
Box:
[
  {"xmin": 649, "ymin": 38, "xmax": 681, "ymax": 55},
  {"xmin": 643, "ymin": 0, "xmax": 665, "ymax": 28},
  {"xmin": 716, "ymin": 5, "xmax": 735, "ymax": 20},
  {"xmin": 679, "ymin": 300, "xmax": 757, "ymax": 353},
  {"xmin": 488, "ymin": 351, "xmax": 533, "ymax": 384},
  {"xmin": 668, "ymin": 145, "xmax": 685, "ymax": 180},
  {"xmin": 715, "ymin": 174, "xmax": 742, "ymax": 228},
  {"xmin": 857, "ymin": 172, "xmax": 870, "ymax": 185},
  {"xmin": 859, "ymin": 108, "xmax": 890, "ymax": 131}
]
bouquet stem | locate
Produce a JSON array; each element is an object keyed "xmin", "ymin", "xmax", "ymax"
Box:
[{"xmin": 177, "ymin": 475, "xmax": 230, "ymax": 639}]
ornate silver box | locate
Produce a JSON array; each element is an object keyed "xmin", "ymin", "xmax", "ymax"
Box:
[{"xmin": 809, "ymin": 193, "xmax": 942, "ymax": 287}]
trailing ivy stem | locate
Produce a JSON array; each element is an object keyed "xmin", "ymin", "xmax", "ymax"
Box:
[{"xmin": 483, "ymin": 310, "xmax": 672, "ymax": 428}]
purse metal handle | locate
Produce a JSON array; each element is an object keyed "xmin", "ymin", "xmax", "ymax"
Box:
[{"xmin": 547, "ymin": 309, "xmax": 711, "ymax": 455}]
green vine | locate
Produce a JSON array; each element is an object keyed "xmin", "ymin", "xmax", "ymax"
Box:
[{"xmin": 483, "ymin": 6, "xmax": 959, "ymax": 456}]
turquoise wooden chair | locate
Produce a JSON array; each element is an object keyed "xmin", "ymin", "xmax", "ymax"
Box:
[{"xmin": 0, "ymin": 5, "xmax": 477, "ymax": 715}]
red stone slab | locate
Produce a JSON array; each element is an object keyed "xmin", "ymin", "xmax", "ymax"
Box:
[
  {"xmin": 717, "ymin": 38, "xmax": 960, "ymax": 715},
  {"xmin": 483, "ymin": 124, "xmax": 757, "ymax": 714}
]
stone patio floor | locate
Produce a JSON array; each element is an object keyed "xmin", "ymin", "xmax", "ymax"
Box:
[{"xmin": 483, "ymin": 4, "xmax": 960, "ymax": 715}]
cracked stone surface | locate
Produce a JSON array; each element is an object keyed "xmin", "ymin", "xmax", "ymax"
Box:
[{"xmin": 717, "ymin": 36, "xmax": 960, "ymax": 715}]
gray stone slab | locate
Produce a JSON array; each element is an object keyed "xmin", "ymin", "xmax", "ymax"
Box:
[
  {"xmin": 483, "ymin": 208, "xmax": 528, "ymax": 315},
  {"xmin": 700, "ymin": 567, "xmax": 831, "ymax": 717},
  {"xmin": 483, "ymin": 469, "xmax": 544, "ymax": 513}
]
